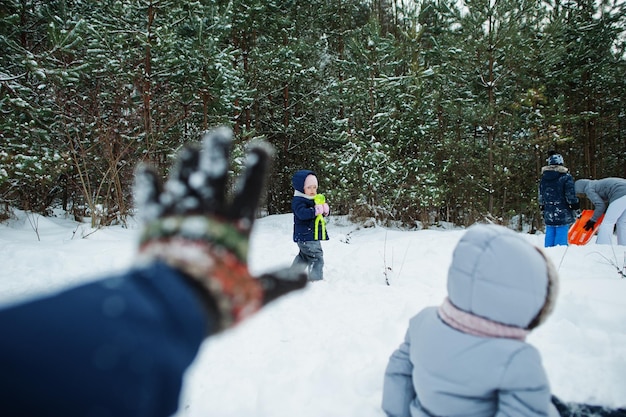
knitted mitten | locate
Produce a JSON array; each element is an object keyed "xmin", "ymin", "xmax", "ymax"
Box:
[{"xmin": 135, "ymin": 127, "xmax": 307, "ymax": 331}]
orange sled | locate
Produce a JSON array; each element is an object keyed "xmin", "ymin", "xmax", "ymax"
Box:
[{"xmin": 568, "ymin": 209, "xmax": 604, "ymax": 245}]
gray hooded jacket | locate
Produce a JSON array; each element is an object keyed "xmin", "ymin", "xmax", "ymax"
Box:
[
  {"xmin": 382, "ymin": 225, "xmax": 559, "ymax": 417},
  {"xmin": 574, "ymin": 178, "xmax": 626, "ymax": 222}
]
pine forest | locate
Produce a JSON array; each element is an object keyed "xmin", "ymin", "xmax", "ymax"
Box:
[{"xmin": 1, "ymin": 0, "xmax": 625, "ymax": 230}]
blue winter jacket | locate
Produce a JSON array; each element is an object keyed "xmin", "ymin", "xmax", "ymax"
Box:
[
  {"xmin": 538, "ymin": 165, "xmax": 579, "ymax": 226},
  {"xmin": 292, "ymin": 169, "xmax": 329, "ymax": 242},
  {"xmin": 0, "ymin": 262, "xmax": 211, "ymax": 417},
  {"xmin": 382, "ymin": 225, "xmax": 559, "ymax": 417}
]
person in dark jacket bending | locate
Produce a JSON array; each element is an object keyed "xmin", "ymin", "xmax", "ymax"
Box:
[
  {"xmin": 538, "ymin": 152, "xmax": 579, "ymax": 247},
  {"xmin": 0, "ymin": 127, "xmax": 307, "ymax": 417}
]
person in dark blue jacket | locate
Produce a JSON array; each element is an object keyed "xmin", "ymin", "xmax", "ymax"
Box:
[
  {"xmin": 291, "ymin": 169, "xmax": 330, "ymax": 281},
  {"xmin": 0, "ymin": 127, "xmax": 307, "ymax": 417},
  {"xmin": 538, "ymin": 151, "xmax": 579, "ymax": 247}
]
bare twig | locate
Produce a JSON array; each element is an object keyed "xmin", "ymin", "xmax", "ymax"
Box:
[
  {"xmin": 25, "ymin": 212, "xmax": 41, "ymax": 241},
  {"xmin": 588, "ymin": 251, "xmax": 626, "ymax": 278},
  {"xmin": 382, "ymin": 230, "xmax": 391, "ymax": 286}
]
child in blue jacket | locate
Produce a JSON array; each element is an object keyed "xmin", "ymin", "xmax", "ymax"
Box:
[
  {"xmin": 291, "ymin": 170, "xmax": 330, "ymax": 281},
  {"xmin": 538, "ymin": 151, "xmax": 579, "ymax": 247}
]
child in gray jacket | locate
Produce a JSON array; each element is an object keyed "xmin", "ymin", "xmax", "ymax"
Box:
[
  {"xmin": 382, "ymin": 224, "xmax": 559, "ymax": 417},
  {"xmin": 382, "ymin": 224, "xmax": 626, "ymax": 417}
]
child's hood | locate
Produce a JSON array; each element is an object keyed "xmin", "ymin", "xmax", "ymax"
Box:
[
  {"xmin": 292, "ymin": 170, "xmax": 316, "ymax": 193},
  {"xmin": 446, "ymin": 224, "xmax": 558, "ymax": 330},
  {"xmin": 574, "ymin": 179, "xmax": 591, "ymax": 195},
  {"xmin": 541, "ymin": 165, "xmax": 569, "ymax": 182},
  {"xmin": 541, "ymin": 165, "xmax": 569, "ymax": 175}
]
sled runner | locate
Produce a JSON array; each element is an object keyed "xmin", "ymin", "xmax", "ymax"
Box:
[{"xmin": 568, "ymin": 209, "xmax": 604, "ymax": 245}]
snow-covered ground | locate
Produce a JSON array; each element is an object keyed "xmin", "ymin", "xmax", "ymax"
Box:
[{"xmin": 1, "ymin": 210, "xmax": 625, "ymax": 416}]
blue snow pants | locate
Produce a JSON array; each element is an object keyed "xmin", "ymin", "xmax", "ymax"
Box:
[{"xmin": 545, "ymin": 225, "xmax": 570, "ymax": 247}]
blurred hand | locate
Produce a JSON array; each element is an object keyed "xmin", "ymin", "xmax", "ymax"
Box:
[{"xmin": 134, "ymin": 127, "xmax": 307, "ymax": 331}]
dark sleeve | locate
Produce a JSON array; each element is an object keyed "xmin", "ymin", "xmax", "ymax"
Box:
[
  {"xmin": 292, "ymin": 197, "xmax": 315, "ymax": 220},
  {"xmin": 0, "ymin": 261, "xmax": 212, "ymax": 417},
  {"xmin": 564, "ymin": 174, "xmax": 579, "ymax": 206}
]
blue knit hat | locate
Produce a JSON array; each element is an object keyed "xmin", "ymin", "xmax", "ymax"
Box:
[
  {"xmin": 547, "ymin": 153, "xmax": 564, "ymax": 166},
  {"xmin": 292, "ymin": 170, "xmax": 316, "ymax": 193}
]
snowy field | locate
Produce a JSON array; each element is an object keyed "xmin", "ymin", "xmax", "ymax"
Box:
[{"xmin": 1, "ymin": 209, "xmax": 625, "ymax": 416}]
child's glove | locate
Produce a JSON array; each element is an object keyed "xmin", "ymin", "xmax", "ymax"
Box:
[
  {"xmin": 313, "ymin": 194, "xmax": 329, "ymax": 216},
  {"xmin": 134, "ymin": 127, "xmax": 307, "ymax": 332},
  {"xmin": 583, "ymin": 219, "xmax": 596, "ymax": 231}
]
